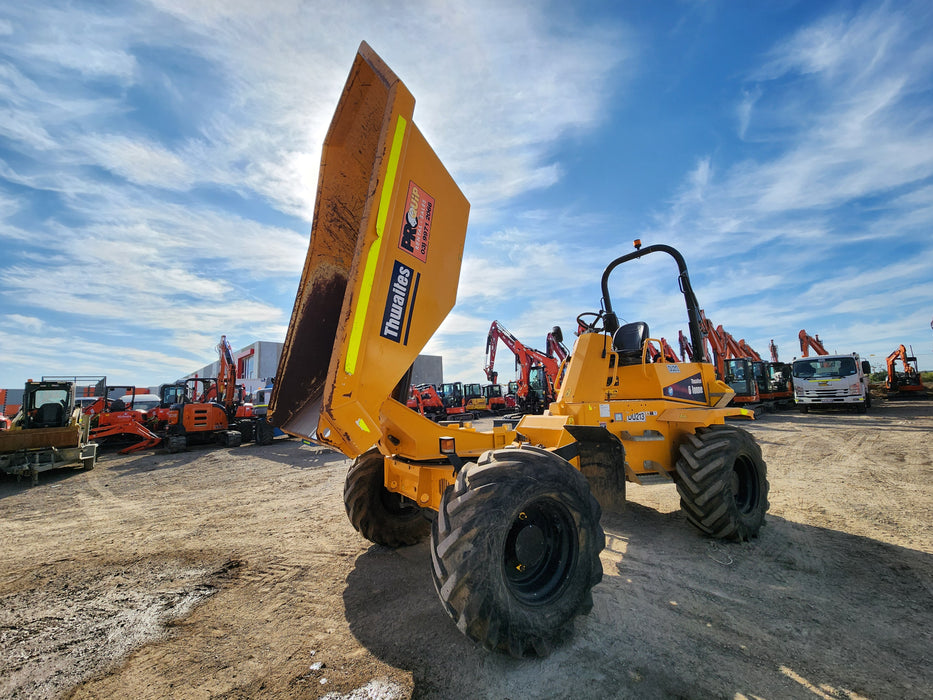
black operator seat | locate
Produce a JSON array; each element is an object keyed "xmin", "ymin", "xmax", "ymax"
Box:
[
  {"xmin": 34, "ymin": 402, "xmax": 65, "ymax": 428},
  {"xmin": 613, "ymin": 322, "xmax": 649, "ymax": 366}
]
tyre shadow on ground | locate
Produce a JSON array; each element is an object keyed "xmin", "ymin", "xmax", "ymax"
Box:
[
  {"xmin": 0, "ymin": 464, "xmax": 86, "ymax": 496},
  {"xmin": 99, "ymin": 439, "xmax": 349, "ymax": 478},
  {"xmin": 343, "ymin": 502, "xmax": 933, "ymax": 699},
  {"xmin": 343, "ymin": 541, "xmax": 532, "ymax": 696},
  {"xmin": 252, "ymin": 440, "xmax": 350, "ymax": 470}
]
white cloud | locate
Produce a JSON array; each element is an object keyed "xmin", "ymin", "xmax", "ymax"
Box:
[
  {"xmin": 3, "ymin": 4, "xmax": 140, "ymax": 83},
  {"xmin": 2, "ymin": 314, "xmax": 44, "ymax": 332},
  {"xmin": 3, "ymin": 0, "xmax": 931, "ymax": 392},
  {"xmin": 81, "ymin": 135, "xmax": 194, "ymax": 190},
  {"xmin": 737, "ymin": 87, "xmax": 761, "ymax": 139}
]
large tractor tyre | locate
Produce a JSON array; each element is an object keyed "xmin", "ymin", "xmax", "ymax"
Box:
[
  {"xmin": 675, "ymin": 426, "xmax": 769, "ymax": 541},
  {"xmin": 797, "ymin": 404, "xmax": 809, "ymax": 414},
  {"xmin": 344, "ymin": 448, "xmax": 431, "ymax": 548},
  {"xmin": 431, "ymin": 447, "xmax": 604, "ymax": 657},
  {"xmin": 255, "ymin": 419, "xmax": 275, "ymax": 445}
]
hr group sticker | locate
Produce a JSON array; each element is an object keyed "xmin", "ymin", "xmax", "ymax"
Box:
[{"xmin": 398, "ymin": 181, "xmax": 434, "ymax": 263}]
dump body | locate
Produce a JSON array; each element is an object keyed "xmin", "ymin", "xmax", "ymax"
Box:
[{"xmin": 271, "ymin": 42, "xmax": 473, "ymax": 462}]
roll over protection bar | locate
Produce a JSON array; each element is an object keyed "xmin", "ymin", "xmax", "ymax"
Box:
[{"xmin": 599, "ymin": 244, "xmax": 707, "ymax": 364}]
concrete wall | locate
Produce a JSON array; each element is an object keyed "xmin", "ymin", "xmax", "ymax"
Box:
[
  {"xmin": 411, "ymin": 354, "xmax": 443, "ymax": 386},
  {"xmin": 0, "ymin": 388, "xmax": 24, "ymax": 415},
  {"xmin": 180, "ymin": 340, "xmax": 283, "ymax": 386}
]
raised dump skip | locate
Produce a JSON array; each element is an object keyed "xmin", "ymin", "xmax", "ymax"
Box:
[{"xmin": 270, "ymin": 41, "xmax": 469, "ymax": 458}]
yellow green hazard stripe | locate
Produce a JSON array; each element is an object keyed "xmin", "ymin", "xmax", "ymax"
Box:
[{"xmin": 345, "ymin": 114, "xmax": 407, "ymax": 376}]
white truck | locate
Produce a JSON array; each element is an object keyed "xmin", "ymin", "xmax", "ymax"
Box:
[{"xmin": 792, "ymin": 353, "xmax": 872, "ymax": 413}]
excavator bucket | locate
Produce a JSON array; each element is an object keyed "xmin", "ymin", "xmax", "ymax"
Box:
[{"xmin": 270, "ymin": 42, "xmax": 469, "ymax": 457}]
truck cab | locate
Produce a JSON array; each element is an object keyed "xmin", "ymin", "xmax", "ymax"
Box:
[{"xmin": 792, "ymin": 353, "xmax": 872, "ymax": 413}]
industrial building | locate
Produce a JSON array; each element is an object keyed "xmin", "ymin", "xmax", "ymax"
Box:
[{"xmin": 180, "ymin": 339, "xmax": 443, "ymax": 399}]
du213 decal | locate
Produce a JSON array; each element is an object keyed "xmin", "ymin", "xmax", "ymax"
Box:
[
  {"xmin": 380, "ymin": 259, "xmax": 420, "ymax": 345},
  {"xmin": 398, "ymin": 181, "xmax": 434, "ymax": 263}
]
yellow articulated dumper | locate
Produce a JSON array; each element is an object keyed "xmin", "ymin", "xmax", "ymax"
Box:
[{"xmin": 271, "ymin": 42, "xmax": 769, "ymax": 657}]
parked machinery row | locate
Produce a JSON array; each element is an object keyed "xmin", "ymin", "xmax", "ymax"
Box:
[
  {"xmin": 147, "ymin": 336, "xmax": 275, "ymax": 452},
  {"xmin": 1, "ymin": 335, "xmax": 279, "ymax": 469}
]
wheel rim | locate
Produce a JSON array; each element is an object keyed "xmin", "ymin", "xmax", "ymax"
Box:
[
  {"xmin": 731, "ymin": 455, "xmax": 760, "ymax": 515},
  {"xmin": 378, "ymin": 487, "xmax": 422, "ymax": 522},
  {"xmin": 503, "ymin": 499, "xmax": 576, "ymax": 605}
]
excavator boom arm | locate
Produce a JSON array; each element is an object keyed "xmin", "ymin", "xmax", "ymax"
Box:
[{"xmin": 798, "ymin": 329, "xmax": 828, "ymax": 357}]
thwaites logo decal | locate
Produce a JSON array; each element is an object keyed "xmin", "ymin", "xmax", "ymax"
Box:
[
  {"xmin": 380, "ymin": 260, "xmax": 420, "ymax": 345},
  {"xmin": 663, "ymin": 373, "xmax": 707, "ymax": 402},
  {"xmin": 398, "ymin": 181, "xmax": 434, "ymax": 262}
]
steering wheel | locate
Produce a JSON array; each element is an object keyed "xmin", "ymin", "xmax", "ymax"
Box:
[{"xmin": 576, "ymin": 311, "xmax": 604, "ymax": 334}]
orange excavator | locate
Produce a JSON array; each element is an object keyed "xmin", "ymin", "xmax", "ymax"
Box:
[
  {"xmin": 151, "ymin": 336, "xmax": 274, "ymax": 451},
  {"xmin": 647, "ymin": 337, "xmax": 680, "ymax": 363},
  {"xmin": 203, "ymin": 336, "xmax": 256, "ymax": 419},
  {"xmin": 730, "ymin": 336, "xmax": 793, "ymax": 407},
  {"xmin": 678, "ymin": 329, "xmax": 694, "ymax": 362},
  {"xmin": 711, "ymin": 323, "xmax": 761, "ymax": 406},
  {"xmin": 86, "ymin": 385, "xmax": 161, "ymax": 453},
  {"xmin": 206, "ymin": 335, "xmax": 274, "ymax": 443},
  {"xmin": 484, "ymin": 321, "xmax": 563, "ymax": 414},
  {"xmin": 696, "ymin": 311, "xmax": 726, "ymax": 377},
  {"xmin": 407, "ymin": 383, "xmax": 446, "ymax": 420},
  {"xmin": 885, "ymin": 345, "xmax": 924, "ymax": 393},
  {"xmin": 688, "ymin": 313, "xmax": 792, "ymax": 408},
  {"xmin": 798, "ymin": 329, "xmax": 829, "ymax": 357},
  {"xmin": 152, "ymin": 377, "xmax": 242, "ymax": 452}
]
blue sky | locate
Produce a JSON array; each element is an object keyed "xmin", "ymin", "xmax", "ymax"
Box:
[{"xmin": 1, "ymin": 0, "xmax": 931, "ymax": 392}]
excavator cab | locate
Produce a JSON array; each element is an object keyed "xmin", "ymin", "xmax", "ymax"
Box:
[
  {"xmin": 723, "ymin": 358, "xmax": 758, "ymax": 403},
  {"xmin": 159, "ymin": 383, "xmax": 187, "ymax": 408}
]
